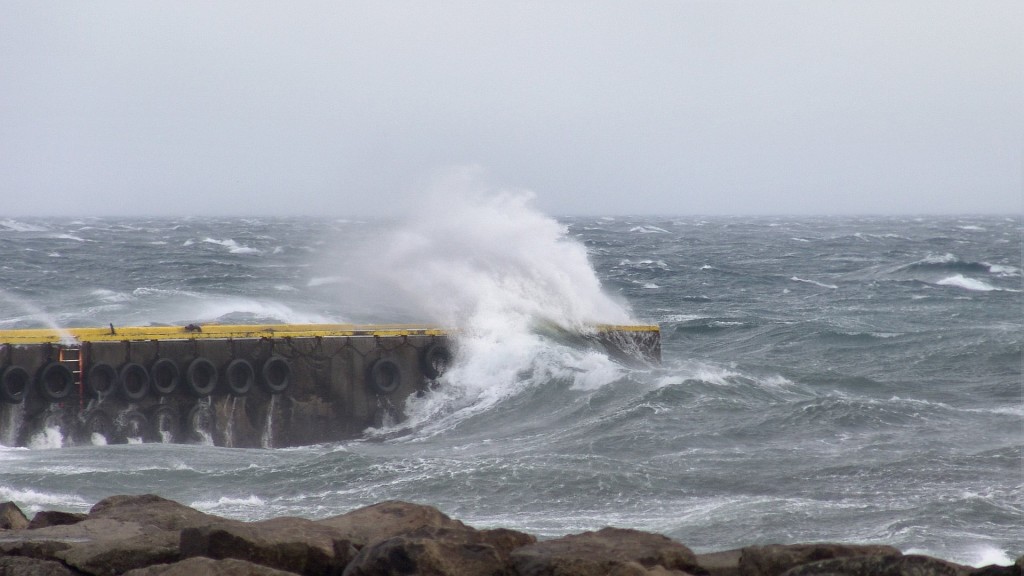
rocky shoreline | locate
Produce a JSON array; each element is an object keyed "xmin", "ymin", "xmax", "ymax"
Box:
[{"xmin": 1, "ymin": 494, "xmax": 1019, "ymax": 576}]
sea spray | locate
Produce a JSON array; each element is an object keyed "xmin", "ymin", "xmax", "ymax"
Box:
[
  {"xmin": 261, "ymin": 394, "xmax": 277, "ymax": 448},
  {"xmin": 1, "ymin": 404, "xmax": 25, "ymax": 447},
  {"xmin": 341, "ymin": 171, "xmax": 635, "ymax": 437}
]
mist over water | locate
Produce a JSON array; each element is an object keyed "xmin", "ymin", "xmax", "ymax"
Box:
[{"xmin": 0, "ymin": 209, "xmax": 1020, "ymax": 567}]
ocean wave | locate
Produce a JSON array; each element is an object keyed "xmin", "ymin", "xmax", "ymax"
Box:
[
  {"xmin": 0, "ymin": 219, "xmax": 48, "ymax": 232},
  {"xmin": 936, "ymin": 275, "xmax": 1020, "ymax": 293},
  {"xmin": 0, "ymin": 486, "xmax": 90, "ymax": 513},
  {"xmin": 790, "ymin": 276, "xmax": 838, "ymax": 289},
  {"xmin": 629, "ymin": 225, "xmax": 670, "ymax": 234},
  {"xmin": 201, "ymin": 237, "xmax": 262, "ymax": 255}
]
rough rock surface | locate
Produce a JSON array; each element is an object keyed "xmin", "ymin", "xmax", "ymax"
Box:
[
  {"xmin": 180, "ymin": 515, "xmax": 357, "ymax": 575},
  {"xmin": 339, "ymin": 524, "xmax": 530, "ymax": 574},
  {"xmin": 87, "ymin": 494, "xmax": 220, "ymax": 531},
  {"xmin": 122, "ymin": 556, "xmax": 301, "ymax": 575},
  {"xmin": 510, "ymin": 526, "xmax": 706, "ymax": 576},
  {"xmin": 56, "ymin": 529, "xmax": 181, "ymax": 575},
  {"xmin": 1, "ymin": 501, "xmax": 30, "ymax": 530},
  {"xmin": 778, "ymin": 554, "xmax": 970, "ymax": 576},
  {"xmin": 739, "ymin": 543, "xmax": 904, "ymax": 576},
  {"xmin": 26, "ymin": 511, "xmax": 87, "ymax": 530},
  {"xmin": 0, "ymin": 555, "xmax": 79, "ymax": 575},
  {"xmin": 316, "ymin": 500, "xmax": 471, "ymax": 547},
  {"xmin": 0, "ymin": 497, "xmax": 1017, "ymax": 576}
]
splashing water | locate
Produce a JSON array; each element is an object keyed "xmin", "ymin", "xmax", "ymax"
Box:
[
  {"xmin": 0, "ymin": 289, "xmax": 78, "ymax": 345},
  {"xmin": 346, "ymin": 171, "xmax": 635, "ymax": 437}
]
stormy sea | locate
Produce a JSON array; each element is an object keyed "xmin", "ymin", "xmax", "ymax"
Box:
[{"xmin": 0, "ymin": 196, "xmax": 1020, "ymax": 567}]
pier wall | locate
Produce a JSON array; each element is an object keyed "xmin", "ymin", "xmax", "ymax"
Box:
[{"xmin": 0, "ymin": 324, "xmax": 658, "ymax": 448}]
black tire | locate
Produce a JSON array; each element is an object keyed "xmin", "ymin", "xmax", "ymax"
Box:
[
  {"xmin": 185, "ymin": 357, "xmax": 217, "ymax": 397},
  {"xmin": 86, "ymin": 363, "xmax": 118, "ymax": 397},
  {"xmin": 119, "ymin": 363, "xmax": 150, "ymax": 401},
  {"xmin": 260, "ymin": 356, "xmax": 290, "ymax": 394},
  {"xmin": 0, "ymin": 365, "xmax": 29, "ymax": 404},
  {"xmin": 150, "ymin": 404, "xmax": 181, "ymax": 443},
  {"xmin": 225, "ymin": 359, "xmax": 254, "ymax": 396},
  {"xmin": 420, "ymin": 343, "xmax": 452, "ymax": 379},
  {"xmin": 37, "ymin": 362, "xmax": 75, "ymax": 402},
  {"xmin": 367, "ymin": 358, "xmax": 401, "ymax": 395},
  {"xmin": 150, "ymin": 358, "xmax": 180, "ymax": 396}
]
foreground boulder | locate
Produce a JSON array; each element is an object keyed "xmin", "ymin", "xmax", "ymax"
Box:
[
  {"xmin": 738, "ymin": 543, "xmax": 904, "ymax": 576},
  {"xmin": 343, "ymin": 525, "xmax": 536, "ymax": 576},
  {"xmin": 27, "ymin": 510, "xmax": 88, "ymax": 530},
  {"xmin": 510, "ymin": 526, "xmax": 707, "ymax": 576},
  {"xmin": 0, "ymin": 555, "xmax": 79, "ymax": 575},
  {"xmin": 1, "ymin": 501, "xmax": 30, "ymax": 530},
  {"xmin": 316, "ymin": 500, "xmax": 472, "ymax": 547},
  {"xmin": 778, "ymin": 553, "xmax": 970, "ymax": 575},
  {"xmin": 180, "ymin": 516, "xmax": 358, "ymax": 575},
  {"xmin": 123, "ymin": 556, "xmax": 301, "ymax": 575},
  {"xmin": 87, "ymin": 494, "xmax": 220, "ymax": 531}
]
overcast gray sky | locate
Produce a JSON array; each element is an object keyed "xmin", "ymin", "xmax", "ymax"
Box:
[{"xmin": 1, "ymin": 1, "xmax": 1020, "ymax": 217}]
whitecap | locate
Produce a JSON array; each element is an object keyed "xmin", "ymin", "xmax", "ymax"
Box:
[
  {"xmin": 53, "ymin": 234, "xmax": 85, "ymax": 242},
  {"xmin": 790, "ymin": 276, "xmax": 838, "ymax": 289},
  {"xmin": 629, "ymin": 225, "xmax": 670, "ymax": 234},
  {"xmin": 937, "ymin": 275, "xmax": 1019, "ymax": 292},
  {"xmin": 202, "ymin": 237, "xmax": 261, "ymax": 255},
  {"xmin": 0, "ymin": 219, "xmax": 47, "ymax": 232},
  {"xmin": 986, "ymin": 263, "xmax": 1021, "ymax": 277}
]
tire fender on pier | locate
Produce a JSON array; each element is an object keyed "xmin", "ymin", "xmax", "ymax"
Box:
[
  {"xmin": 37, "ymin": 362, "xmax": 74, "ymax": 402},
  {"xmin": 118, "ymin": 363, "xmax": 150, "ymax": 402},
  {"xmin": 185, "ymin": 357, "xmax": 217, "ymax": 398},
  {"xmin": 225, "ymin": 358, "xmax": 254, "ymax": 396},
  {"xmin": 150, "ymin": 358, "xmax": 180, "ymax": 396},
  {"xmin": 0, "ymin": 365, "xmax": 29, "ymax": 404},
  {"xmin": 367, "ymin": 358, "xmax": 402, "ymax": 395},
  {"xmin": 260, "ymin": 356, "xmax": 290, "ymax": 394},
  {"xmin": 420, "ymin": 343, "xmax": 452, "ymax": 379},
  {"xmin": 86, "ymin": 363, "xmax": 118, "ymax": 398}
]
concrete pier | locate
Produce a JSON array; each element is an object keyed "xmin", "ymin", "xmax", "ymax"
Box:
[{"xmin": 0, "ymin": 323, "xmax": 659, "ymax": 448}]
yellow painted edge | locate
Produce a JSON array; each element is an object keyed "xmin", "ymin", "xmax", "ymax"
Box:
[{"xmin": 0, "ymin": 322, "xmax": 658, "ymax": 344}]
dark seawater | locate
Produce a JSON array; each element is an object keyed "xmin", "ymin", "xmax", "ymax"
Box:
[{"xmin": 0, "ymin": 210, "xmax": 1020, "ymax": 567}]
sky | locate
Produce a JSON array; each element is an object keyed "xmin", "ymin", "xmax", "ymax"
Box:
[{"xmin": 1, "ymin": 1, "xmax": 1021, "ymax": 217}]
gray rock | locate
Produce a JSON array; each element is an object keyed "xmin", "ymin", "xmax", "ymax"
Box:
[
  {"xmin": 180, "ymin": 515, "xmax": 357, "ymax": 575},
  {"xmin": 695, "ymin": 548, "xmax": 742, "ymax": 576},
  {"xmin": 317, "ymin": 500, "xmax": 470, "ymax": 547},
  {"xmin": 87, "ymin": 494, "xmax": 220, "ymax": 531},
  {"xmin": 28, "ymin": 511, "xmax": 88, "ymax": 530},
  {"xmin": 56, "ymin": 528, "xmax": 181, "ymax": 576},
  {"xmin": 510, "ymin": 526, "xmax": 706, "ymax": 576},
  {"xmin": 0, "ymin": 556, "xmax": 78, "ymax": 576},
  {"xmin": 778, "ymin": 554, "xmax": 971, "ymax": 576},
  {"xmin": 342, "ymin": 535, "xmax": 509, "ymax": 576},
  {"xmin": 739, "ymin": 543, "xmax": 904, "ymax": 576},
  {"xmin": 1, "ymin": 500, "xmax": 30, "ymax": 530},
  {"xmin": 123, "ymin": 556, "xmax": 301, "ymax": 575}
]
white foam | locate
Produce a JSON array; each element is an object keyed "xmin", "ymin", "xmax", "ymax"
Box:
[
  {"xmin": 346, "ymin": 168, "xmax": 634, "ymax": 437},
  {"xmin": 0, "ymin": 486, "xmax": 90, "ymax": 513},
  {"xmin": 629, "ymin": 225, "xmax": 670, "ymax": 234},
  {"xmin": 790, "ymin": 276, "xmax": 838, "ymax": 289},
  {"xmin": 202, "ymin": 237, "xmax": 261, "ymax": 255},
  {"xmin": 28, "ymin": 426, "xmax": 65, "ymax": 449},
  {"xmin": 937, "ymin": 274, "xmax": 1019, "ymax": 292},
  {"xmin": 0, "ymin": 219, "xmax": 47, "ymax": 232},
  {"xmin": 54, "ymin": 233, "xmax": 85, "ymax": 242}
]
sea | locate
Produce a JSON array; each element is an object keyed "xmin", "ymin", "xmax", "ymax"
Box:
[{"xmin": 0, "ymin": 196, "xmax": 1020, "ymax": 567}]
